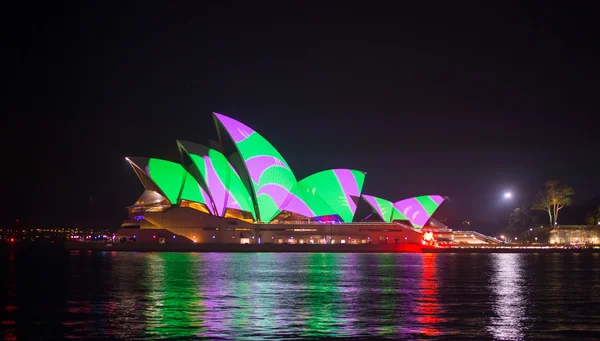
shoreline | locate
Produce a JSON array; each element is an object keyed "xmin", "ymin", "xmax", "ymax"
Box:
[
  {"xmin": 422, "ymin": 246, "xmax": 600, "ymax": 253},
  {"xmin": 61, "ymin": 241, "xmax": 600, "ymax": 253}
]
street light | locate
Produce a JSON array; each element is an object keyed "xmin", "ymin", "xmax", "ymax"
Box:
[{"xmin": 503, "ymin": 191, "xmax": 512, "ymax": 199}]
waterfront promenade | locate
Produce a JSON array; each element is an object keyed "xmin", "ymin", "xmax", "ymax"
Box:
[{"xmin": 63, "ymin": 241, "xmax": 599, "ymax": 253}]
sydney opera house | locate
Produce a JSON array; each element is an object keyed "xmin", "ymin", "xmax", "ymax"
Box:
[{"xmin": 118, "ymin": 113, "xmax": 463, "ymax": 246}]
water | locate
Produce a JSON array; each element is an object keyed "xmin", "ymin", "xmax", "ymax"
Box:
[{"xmin": 1, "ymin": 249, "xmax": 599, "ymax": 340}]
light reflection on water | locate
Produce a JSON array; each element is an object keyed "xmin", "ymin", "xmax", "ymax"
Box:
[
  {"xmin": 414, "ymin": 253, "xmax": 443, "ymax": 337},
  {"xmin": 2, "ymin": 251, "xmax": 600, "ymax": 340},
  {"xmin": 487, "ymin": 253, "xmax": 529, "ymax": 340}
]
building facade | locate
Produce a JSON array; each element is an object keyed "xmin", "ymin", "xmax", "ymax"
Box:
[{"xmin": 119, "ymin": 113, "xmax": 448, "ymax": 245}]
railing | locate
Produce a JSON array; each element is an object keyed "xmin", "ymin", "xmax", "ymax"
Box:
[
  {"xmin": 268, "ymin": 220, "xmax": 417, "ymax": 230},
  {"xmin": 453, "ymin": 230, "xmax": 504, "ymax": 244},
  {"xmin": 547, "ymin": 225, "xmax": 599, "ymax": 230}
]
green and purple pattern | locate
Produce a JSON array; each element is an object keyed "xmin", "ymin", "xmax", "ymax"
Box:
[
  {"xmin": 362, "ymin": 194, "xmax": 395, "ymax": 222},
  {"xmin": 189, "ymin": 151, "xmax": 256, "ymax": 219},
  {"xmin": 393, "ymin": 195, "xmax": 445, "ymax": 228},
  {"xmin": 296, "ymin": 169, "xmax": 365, "ymax": 222},
  {"xmin": 214, "ymin": 113, "xmax": 308, "ymax": 222}
]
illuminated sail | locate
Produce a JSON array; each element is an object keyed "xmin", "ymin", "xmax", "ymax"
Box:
[
  {"xmin": 214, "ymin": 113, "xmax": 312, "ymax": 222},
  {"xmin": 127, "ymin": 157, "xmax": 211, "ymax": 210},
  {"xmin": 297, "ymin": 169, "xmax": 365, "ymax": 222},
  {"xmin": 188, "ymin": 150, "xmax": 256, "ymax": 219},
  {"xmin": 362, "ymin": 194, "xmax": 395, "ymax": 222},
  {"xmin": 393, "ymin": 195, "xmax": 445, "ymax": 228}
]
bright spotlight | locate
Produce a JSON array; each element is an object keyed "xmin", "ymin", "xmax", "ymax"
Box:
[{"xmin": 504, "ymin": 192, "xmax": 512, "ymax": 199}]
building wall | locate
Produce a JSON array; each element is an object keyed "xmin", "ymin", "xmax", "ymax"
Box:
[
  {"xmin": 118, "ymin": 207, "xmax": 425, "ymax": 245},
  {"xmin": 549, "ymin": 226, "xmax": 600, "ymax": 245}
]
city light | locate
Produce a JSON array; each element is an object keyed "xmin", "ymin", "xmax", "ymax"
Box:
[{"xmin": 423, "ymin": 231, "xmax": 434, "ymax": 242}]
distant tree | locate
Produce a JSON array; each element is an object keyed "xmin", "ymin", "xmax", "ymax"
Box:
[
  {"xmin": 584, "ymin": 206, "xmax": 600, "ymax": 225},
  {"xmin": 507, "ymin": 205, "xmax": 538, "ymax": 235},
  {"xmin": 532, "ymin": 180, "xmax": 575, "ymax": 227}
]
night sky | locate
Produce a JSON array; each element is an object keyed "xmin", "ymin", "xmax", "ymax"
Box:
[{"xmin": 6, "ymin": 2, "xmax": 598, "ymax": 231}]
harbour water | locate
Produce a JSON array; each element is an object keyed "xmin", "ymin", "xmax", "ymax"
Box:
[{"xmin": 1, "ymin": 249, "xmax": 599, "ymax": 340}]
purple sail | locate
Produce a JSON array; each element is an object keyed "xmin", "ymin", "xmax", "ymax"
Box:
[
  {"xmin": 333, "ymin": 169, "xmax": 360, "ymax": 213},
  {"xmin": 257, "ymin": 184, "xmax": 315, "ymax": 218},
  {"xmin": 362, "ymin": 194, "xmax": 386, "ymax": 221},
  {"xmin": 431, "ymin": 195, "xmax": 444, "ymax": 205},
  {"xmin": 393, "ymin": 197, "xmax": 429, "ymax": 228},
  {"xmin": 245, "ymin": 155, "xmax": 290, "ymax": 186},
  {"xmin": 214, "ymin": 113, "xmax": 254, "ymax": 143},
  {"xmin": 203, "ymin": 156, "xmax": 229, "ymax": 216}
]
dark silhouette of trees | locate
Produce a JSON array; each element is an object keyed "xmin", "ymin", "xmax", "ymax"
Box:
[
  {"xmin": 507, "ymin": 205, "xmax": 538, "ymax": 235},
  {"xmin": 584, "ymin": 206, "xmax": 600, "ymax": 225}
]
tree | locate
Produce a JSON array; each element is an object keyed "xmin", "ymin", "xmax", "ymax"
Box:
[
  {"xmin": 532, "ymin": 180, "xmax": 575, "ymax": 227},
  {"xmin": 507, "ymin": 205, "xmax": 538, "ymax": 235},
  {"xmin": 584, "ymin": 206, "xmax": 600, "ymax": 225}
]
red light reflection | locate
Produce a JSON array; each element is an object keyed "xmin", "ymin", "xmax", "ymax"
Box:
[{"xmin": 415, "ymin": 253, "xmax": 443, "ymax": 336}]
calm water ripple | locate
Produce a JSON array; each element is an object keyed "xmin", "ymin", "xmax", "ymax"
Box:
[{"xmin": 1, "ymin": 250, "xmax": 599, "ymax": 340}]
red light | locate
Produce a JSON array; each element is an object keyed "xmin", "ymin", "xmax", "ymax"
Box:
[{"xmin": 10, "ymin": 238, "xmax": 14, "ymax": 243}]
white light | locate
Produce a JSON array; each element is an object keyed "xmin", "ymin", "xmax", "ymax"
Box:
[{"xmin": 504, "ymin": 192, "xmax": 512, "ymax": 199}]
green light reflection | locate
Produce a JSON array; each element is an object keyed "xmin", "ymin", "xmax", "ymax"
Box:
[{"xmin": 142, "ymin": 253, "xmax": 206, "ymax": 339}]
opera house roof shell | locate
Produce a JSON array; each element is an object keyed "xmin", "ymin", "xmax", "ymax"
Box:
[{"xmin": 126, "ymin": 113, "xmax": 445, "ymax": 228}]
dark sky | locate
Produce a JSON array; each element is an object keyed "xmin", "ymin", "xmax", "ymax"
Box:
[{"xmin": 6, "ymin": 2, "xmax": 599, "ymax": 230}]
